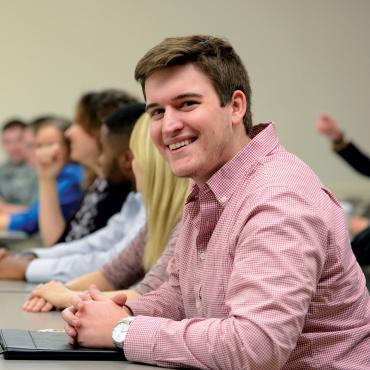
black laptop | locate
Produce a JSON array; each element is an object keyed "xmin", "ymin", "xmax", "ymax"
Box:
[{"xmin": 0, "ymin": 329, "xmax": 123, "ymax": 360}]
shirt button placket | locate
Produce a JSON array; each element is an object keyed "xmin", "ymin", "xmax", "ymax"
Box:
[
  {"xmin": 199, "ymin": 251, "xmax": 206, "ymax": 262},
  {"xmin": 195, "ymin": 298, "xmax": 202, "ymax": 311},
  {"xmin": 196, "ymin": 287, "xmax": 203, "ymax": 314}
]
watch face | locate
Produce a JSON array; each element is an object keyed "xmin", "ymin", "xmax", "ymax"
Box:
[
  {"xmin": 112, "ymin": 317, "xmax": 135, "ymax": 349},
  {"xmin": 113, "ymin": 322, "xmax": 127, "ymax": 342}
]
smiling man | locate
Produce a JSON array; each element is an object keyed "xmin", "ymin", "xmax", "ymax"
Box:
[{"xmin": 63, "ymin": 35, "xmax": 370, "ymax": 369}]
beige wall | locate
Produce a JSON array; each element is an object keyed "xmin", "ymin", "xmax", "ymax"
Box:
[{"xmin": 0, "ymin": 0, "xmax": 369, "ymax": 199}]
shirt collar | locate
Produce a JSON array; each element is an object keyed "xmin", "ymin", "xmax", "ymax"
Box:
[{"xmin": 186, "ymin": 123, "xmax": 280, "ymax": 206}]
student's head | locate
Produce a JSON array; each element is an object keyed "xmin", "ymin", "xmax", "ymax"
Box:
[
  {"xmin": 135, "ymin": 35, "xmax": 251, "ymax": 185},
  {"xmin": 96, "ymin": 89, "xmax": 138, "ymax": 122},
  {"xmin": 1, "ymin": 119, "xmax": 27, "ymax": 165},
  {"xmin": 66, "ymin": 90, "xmax": 138, "ymax": 178},
  {"xmin": 100, "ymin": 102, "xmax": 145, "ymax": 185},
  {"xmin": 34, "ymin": 117, "xmax": 71, "ymax": 167},
  {"xmin": 66, "ymin": 92, "xmax": 102, "ymax": 169},
  {"xmin": 25, "ymin": 115, "xmax": 57, "ymax": 166},
  {"xmin": 129, "ymin": 113, "xmax": 190, "ymax": 271}
]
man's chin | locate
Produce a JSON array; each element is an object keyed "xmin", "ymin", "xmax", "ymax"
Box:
[{"xmin": 170, "ymin": 165, "xmax": 193, "ymax": 179}]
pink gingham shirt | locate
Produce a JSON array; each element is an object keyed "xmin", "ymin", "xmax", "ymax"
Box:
[
  {"xmin": 101, "ymin": 223, "xmax": 180, "ymax": 294},
  {"xmin": 125, "ymin": 123, "xmax": 370, "ymax": 370}
]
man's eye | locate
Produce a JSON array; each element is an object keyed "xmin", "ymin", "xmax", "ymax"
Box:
[
  {"xmin": 150, "ymin": 109, "xmax": 164, "ymax": 119},
  {"xmin": 180, "ymin": 101, "xmax": 198, "ymax": 109}
]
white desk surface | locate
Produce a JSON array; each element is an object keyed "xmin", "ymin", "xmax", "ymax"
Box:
[{"xmin": 0, "ymin": 285, "xmax": 174, "ymax": 370}]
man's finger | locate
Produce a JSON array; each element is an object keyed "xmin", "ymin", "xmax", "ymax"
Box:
[
  {"xmin": 62, "ymin": 306, "xmax": 81, "ymax": 328},
  {"xmin": 71, "ymin": 293, "xmax": 83, "ymax": 310},
  {"xmin": 64, "ymin": 323, "xmax": 78, "ymax": 339},
  {"xmin": 77, "ymin": 292, "xmax": 92, "ymax": 301},
  {"xmin": 111, "ymin": 293, "xmax": 128, "ymax": 307},
  {"xmin": 88, "ymin": 284, "xmax": 109, "ymax": 302}
]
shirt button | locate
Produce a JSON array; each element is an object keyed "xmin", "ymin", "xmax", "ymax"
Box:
[
  {"xmin": 199, "ymin": 251, "xmax": 206, "ymax": 261},
  {"xmin": 195, "ymin": 298, "xmax": 202, "ymax": 312},
  {"xmin": 220, "ymin": 196, "xmax": 227, "ymax": 203}
]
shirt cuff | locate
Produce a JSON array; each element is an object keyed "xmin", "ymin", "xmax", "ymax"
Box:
[
  {"xmin": 25, "ymin": 258, "xmax": 68, "ymax": 283},
  {"xmin": 31, "ymin": 247, "xmax": 55, "ymax": 258},
  {"xmin": 124, "ymin": 315, "xmax": 168, "ymax": 365},
  {"xmin": 126, "ymin": 300, "xmax": 148, "ymax": 316}
]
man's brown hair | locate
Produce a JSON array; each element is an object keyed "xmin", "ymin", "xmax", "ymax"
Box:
[{"xmin": 135, "ymin": 35, "xmax": 252, "ymax": 134}]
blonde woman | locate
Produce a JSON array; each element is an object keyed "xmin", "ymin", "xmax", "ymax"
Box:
[{"xmin": 23, "ymin": 113, "xmax": 189, "ymax": 312}]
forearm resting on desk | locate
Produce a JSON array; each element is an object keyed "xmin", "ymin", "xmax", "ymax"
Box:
[
  {"xmin": 0, "ymin": 249, "xmax": 35, "ymax": 280},
  {"xmin": 68, "ymin": 271, "xmax": 141, "ymax": 302},
  {"xmin": 23, "ymin": 277, "xmax": 141, "ymax": 312},
  {"xmin": 67, "ymin": 270, "xmax": 114, "ymax": 291}
]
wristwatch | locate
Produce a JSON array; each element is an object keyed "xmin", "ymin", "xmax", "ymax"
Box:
[{"xmin": 112, "ymin": 316, "xmax": 136, "ymax": 349}]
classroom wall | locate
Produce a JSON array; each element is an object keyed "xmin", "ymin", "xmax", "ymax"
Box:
[{"xmin": 0, "ymin": 0, "xmax": 369, "ymax": 199}]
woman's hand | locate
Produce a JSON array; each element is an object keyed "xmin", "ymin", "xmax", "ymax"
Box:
[
  {"xmin": 22, "ymin": 281, "xmax": 77, "ymax": 312},
  {"xmin": 35, "ymin": 143, "xmax": 64, "ymax": 180}
]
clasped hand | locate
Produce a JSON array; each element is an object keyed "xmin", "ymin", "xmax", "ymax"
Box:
[{"xmin": 62, "ymin": 284, "xmax": 130, "ymax": 348}]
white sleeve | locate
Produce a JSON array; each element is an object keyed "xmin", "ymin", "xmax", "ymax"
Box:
[
  {"xmin": 32, "ymin": 192, "xmax": 145, "ymax": 258},
  {"xmin": 26, "ymin": 192, "xmax": 146, "ymax": 282}
]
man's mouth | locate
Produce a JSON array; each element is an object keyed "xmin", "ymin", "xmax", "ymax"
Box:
[{"xmin": 168, "ymin": 139, "xmax": 195, "ymax": 151}]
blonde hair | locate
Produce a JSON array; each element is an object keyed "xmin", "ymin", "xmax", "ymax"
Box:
[{"xmin": 130, "ymin": 113, "xmax": 190, "ymax": 271}]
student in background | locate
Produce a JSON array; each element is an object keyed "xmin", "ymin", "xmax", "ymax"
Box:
[
  {"xmin": 39, "ymin": 89, "xmax": 137, "ymax": 246},
  {"xmin": 0, "ymin": 119, "xmax": 38, "ymax": 209},
  {"xmin": 316, "ymin": 113, "xmax": 370, "ymax": 177},
  {"xmin": 24, "ymin": 115, "xmax": 57, "ymax": 169},
  {"xmin": 0, "ymin": 104, "xmax": 146, "ymax": 282},
  {"xmin": 316, "ymin": 113, "xmax": 370, "ymax": 264},
  {"xmin": 0, "ymin": 117, "xmax": 83, "ymax": 234},
  {"xmin": 23, "ymin": 112, "xmax": 189, "ymax": 311}
]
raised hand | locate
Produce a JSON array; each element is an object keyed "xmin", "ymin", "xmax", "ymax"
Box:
[{"xmin": 315, "ymin": 113, "xmax": 343, "ymax": 141}]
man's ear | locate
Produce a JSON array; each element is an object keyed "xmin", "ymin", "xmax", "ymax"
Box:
[
  {"xmin": 230, "ymin": 90, "xmax": 247, "ymax": 127},
  {"xmin": 117, "ymin": 149, "xmax": 134, "ymax": 173}
]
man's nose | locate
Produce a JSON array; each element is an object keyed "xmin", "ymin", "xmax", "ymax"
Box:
[{"xmin": 162, "ymin": 108, "xmax": 183, "ymax": 134}]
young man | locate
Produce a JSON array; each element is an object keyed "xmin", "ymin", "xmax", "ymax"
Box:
[
  {"xmin": 0, "ymin": 103, "xmax": 146, "ymax": 282},
  {"xmin": 62, "ymin": 35, "xmax": 370, "ymax": 369},
  {"xmin": 0, "ymin": 119, "xmax": 38, "ymax": 207}
]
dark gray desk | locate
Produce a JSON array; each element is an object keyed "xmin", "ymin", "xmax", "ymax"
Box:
[{"xmin": 0, "ymin": 286, "xmax": 172, "ymax": 369}]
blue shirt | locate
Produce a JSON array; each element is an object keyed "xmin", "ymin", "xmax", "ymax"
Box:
[{"xmin": 8, "ymin": 163, "xmax": 83, "ymax": 234}]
